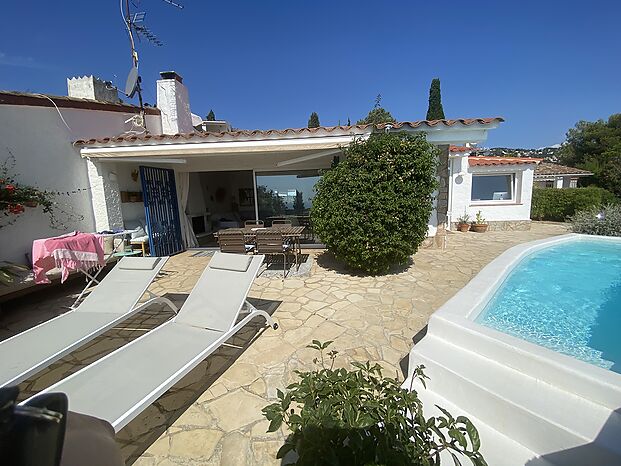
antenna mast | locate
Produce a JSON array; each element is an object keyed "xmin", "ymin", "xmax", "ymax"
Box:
[{"xmin": 120, "ymin": 0, "xmax": 183, "ymax": 130}]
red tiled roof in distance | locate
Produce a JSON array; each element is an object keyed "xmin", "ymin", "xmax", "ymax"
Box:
[
  {"xmin": 469, "ymin": 156, "xmax": 542, "ymax": 166},
  {"xmin": 535, "ymin": 162, "xmax": 593, "ymax": 176},
  {"xmin": 449, "ymin": 145, "xmax": 477, "ymax": 153},
  {"xmin": 74, "ymin": 117, "xmax": 505, "ymax": 146}
]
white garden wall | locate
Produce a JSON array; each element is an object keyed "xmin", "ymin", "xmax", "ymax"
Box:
[{"xmin": 0, "ymin": 102, "xmax": 161, "ymax": 264}]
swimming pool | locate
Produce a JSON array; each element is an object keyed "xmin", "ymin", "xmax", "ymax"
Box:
[{"xmin": 476, "ymin": 239, "xmax": 621, "ymax": 373}]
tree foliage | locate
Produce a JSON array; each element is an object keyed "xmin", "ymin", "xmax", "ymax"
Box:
[
  {"xmin": 263, "ymin": 341, "xmax": 487, "ymax": 466},
  {"xmin": 293, "ymin": 191, "xmax": 306, "ymax": 214},
  {"xmin": 426, "ymin": 78, "xmax": 445, "ymax": 120},
  {"xmin": 308, "ymin": 112, "xmax": 320, "ymax": 128},
  {"xmin": 311, "ymin": 132, "xmax": 437, "ymax": 274},
  {"xmin": 559, "ymin": 114, "xmax": 621, "ymax": 197},
  {"xmin": 206, "ymin": 109, "xmax": 216, "ymax": 121},
  {"xmin": 356, "ymin": 94, "xmax": 396, "ymax": 125},
  {"xmin": 257, "ymin": 185, "xmax": 285, "ymax": 217}
]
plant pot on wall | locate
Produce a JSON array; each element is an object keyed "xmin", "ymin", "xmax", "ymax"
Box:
[
  {"xmin": 471, "ymin": 223, "xmax": 488, "ymax": 233},
  {"xmin": 457, "ymin": 223, "xmax": 470, "ymax": 232}
]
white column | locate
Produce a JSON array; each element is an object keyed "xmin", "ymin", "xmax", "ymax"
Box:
[
  {"xmin": 86, "ymin": 159, "xmax": 124, "ymax": 231},
  {"xmin": 252, "ymin": 169, "xmax": 260, "ymax": 221}
]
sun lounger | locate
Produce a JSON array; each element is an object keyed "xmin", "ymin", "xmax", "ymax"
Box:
[
  {"xmin": 0, "ymin": 256, "xmax": 174, "ymax": 388},
  {"xmin": 26, "ymin": 252, "xmax": 276, "ymax": 431}
]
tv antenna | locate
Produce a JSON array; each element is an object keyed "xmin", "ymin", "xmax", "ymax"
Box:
[{"xmin": 120, "ymin": 0, "xmax": 183, "ymax": 129}]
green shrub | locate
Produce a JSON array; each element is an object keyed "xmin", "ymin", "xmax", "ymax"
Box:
[
  {"xmin": 311, "ymin": 132, "xmax": 438, "ymax": 275},
  {"xmin": 571, "ymin": 204, "xmax": 621, "ymax": 236},
  {"xmin": 263, "ymin": 341, "xmax": 487, "ymax": 466},
  {"xmin": 531, "ymin": 186, "xmax": 617, "ymax": 221}
]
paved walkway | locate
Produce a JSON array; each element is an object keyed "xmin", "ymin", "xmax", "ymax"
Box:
[{"xmin": 2, "ymin": 222, "xmax": 569, "ymax": 465}]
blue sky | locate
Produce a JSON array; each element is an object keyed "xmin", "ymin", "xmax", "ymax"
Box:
[{"xmin": 1, "ymin": 1, "xmax": 619, "ymax": 148}]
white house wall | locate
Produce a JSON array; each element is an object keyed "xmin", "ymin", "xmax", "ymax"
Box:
[
  {"xmin": 449, "ymin": 158, "xmax": 536, "ymax": 226},
  {"xmin": 0, "ymin": 104, "xmax": 160, "ymax": 264}
]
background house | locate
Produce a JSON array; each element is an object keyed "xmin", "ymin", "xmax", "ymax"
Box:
[{"xmin": 534, "ymin": 162, "xmax": 592, "ymax": 188}]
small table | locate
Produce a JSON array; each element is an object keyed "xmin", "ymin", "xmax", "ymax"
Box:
[{"xmin": 113, "ymin": 250, "xmax": 143, "ymax": 258}]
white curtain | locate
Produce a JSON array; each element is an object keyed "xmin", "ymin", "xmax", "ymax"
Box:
[{"xmin": 175, "ymin": 171, "xmax": 199, "ymax": 248}]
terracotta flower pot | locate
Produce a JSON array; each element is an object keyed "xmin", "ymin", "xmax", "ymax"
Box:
[
  {"xmin": 457, "ymin": 223, "xmax": 470, "ymax": 232},
  {"xmin": 471, "ymin": 224, "xmax": 488, "ymax": 233},
  {"xmin": 24, "ymin": 201, "xmax": 38, "ymax": 208}
]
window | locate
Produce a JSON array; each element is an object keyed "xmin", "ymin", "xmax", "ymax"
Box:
[
  {"xmin": 471, "ymin": 174, "xmax": 514, "ymax": 202},
  {"xmin": 569, "ymin": 178, "xmax": 578, "ymax": 188}
]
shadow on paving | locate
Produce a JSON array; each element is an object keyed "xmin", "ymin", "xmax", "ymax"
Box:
[
  {"xmin": 117, "ymin": 297, "xmax": 281, "ymax": 465},
  {"xmin": 314, "ymin": 251, "xmax": 414, "ymax": 277},
  {"xmin": 16, "ymin": 295, "xmax": 182, "ymax": 402}
]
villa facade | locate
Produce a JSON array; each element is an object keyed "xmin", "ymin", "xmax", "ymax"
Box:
[{"xmin": 1, "ymin": 71, "xmax": 539, "ymax": 262}]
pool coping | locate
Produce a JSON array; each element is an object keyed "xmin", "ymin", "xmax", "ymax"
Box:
[{"xmin": 427, "ymin": 233, "xmax": 621, "ymax": 409}]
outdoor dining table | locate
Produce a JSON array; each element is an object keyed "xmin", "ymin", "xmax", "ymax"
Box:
[{"xmin": 216, "ymin": 226, "xmax": 305, "ymax": 253}]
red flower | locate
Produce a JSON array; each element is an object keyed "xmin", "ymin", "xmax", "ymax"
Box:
[
  {"xmin": 5, "ymin": 184, "xmax": 15, "ymax": 193},
  {"xmin": 8, "ymin": 204, "xmax": 25, "ymax": 214}
]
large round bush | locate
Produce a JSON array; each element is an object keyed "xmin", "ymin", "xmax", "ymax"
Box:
[{"xmin": 311, "ymin": 132, "xmax": 438, "ymax": 274}]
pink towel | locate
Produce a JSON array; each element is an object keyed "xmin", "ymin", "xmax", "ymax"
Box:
[{"xmin": 32, "ymin": 232, "xmax": 106, "ymax": 284}]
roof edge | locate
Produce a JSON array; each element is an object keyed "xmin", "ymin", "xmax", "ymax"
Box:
[
  {"xmin": 74, "ymin": 117, "xmax": 504, "ymax": 146},
  {"xmin": 0, "ymin": 91, "xmax": 160, "ymax": 115}
]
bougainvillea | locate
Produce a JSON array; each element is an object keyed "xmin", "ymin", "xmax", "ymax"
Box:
[{"xmin": 0, "ymin": 153, "xmax": 84, "ymax": 230}]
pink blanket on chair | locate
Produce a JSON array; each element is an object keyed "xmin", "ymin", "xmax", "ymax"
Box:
[{"xmin": 32, "ymin": 232, "xmax": 106, "ymax": 284}]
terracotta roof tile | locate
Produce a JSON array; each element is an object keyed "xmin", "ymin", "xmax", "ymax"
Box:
[
  {"xmin": 449, "ymin": 145, "xmax": 477, "ymax": 152},
  {"xmin": 534, "ymin": 162, "xmax": 593, "ymax": 177},
  {"xmin": 74, "ymin": 117, "xmax": 504, "ymax": 146},
  {"xmin": 469, "ymin": 156, "xmax": 542, "ymax": 166}
]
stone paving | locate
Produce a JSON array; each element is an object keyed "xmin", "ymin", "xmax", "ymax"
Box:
[{"xmin": 0, "ymin": 222, "xmax": 569, "ymax": 465}]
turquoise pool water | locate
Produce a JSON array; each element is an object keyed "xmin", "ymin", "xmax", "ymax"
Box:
[{"xmin": 476, "ymin": 239, "xmax": 621, "ymax": 373}]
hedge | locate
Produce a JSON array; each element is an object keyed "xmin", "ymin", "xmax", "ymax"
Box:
[{"xmin": 531, "ymin": 186, "xmax": 617, "ymax": 221}]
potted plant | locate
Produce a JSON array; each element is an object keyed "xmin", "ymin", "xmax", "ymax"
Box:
[
  {"xmin": 471, "ymin": 210, "xmax": 488, "ymax": 233},
  {"xmin": 456, "ymin": 212, "xmax": 471, "ymax": 232}
]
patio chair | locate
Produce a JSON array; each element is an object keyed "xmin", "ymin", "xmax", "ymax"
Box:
[
  {"xmin": 244, "ymin": 219, "xmax": 264, "ymax": 227},
  {"xmin": 0, "ymin": 256, "xmax": 175, "ymax": 388},
  {"xmin": 271, "ymin": 219, "xmax": 292, "ymax": 229},
  {"xmin": 25, "ymin": 253, "xmax": 276, "ymax": 432},
  {"xmin": 217, "ymin": 230, "xmax": 254, "ymax": 254},
  {"xmin": 255, "ymin": 230, "xmax": 298, "ymax": 279}
]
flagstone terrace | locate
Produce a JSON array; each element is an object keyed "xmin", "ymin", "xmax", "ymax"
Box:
[{"xmin": 2, "ymin": 222, "xmax": 569, "ymax": 465}]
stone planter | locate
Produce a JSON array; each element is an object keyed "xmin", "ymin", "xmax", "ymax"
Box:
[
  {"xmin": 471, "ymin": 223, "xmax": 488, "ymax": 233},
  {"xmin": 457, "ymin": 223, "xmax": 470, "ymax": 232}
]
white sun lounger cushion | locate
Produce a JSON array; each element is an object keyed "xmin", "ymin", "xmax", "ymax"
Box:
[
  {"xmin": 117, "ymin": 256, "xmax": 161, "ymax": 270},
  {"xmin": 208, "ymin": 253, "xmax": 251, "ymax": 272}
]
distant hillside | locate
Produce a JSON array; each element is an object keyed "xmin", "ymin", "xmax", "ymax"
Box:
[{"xmin": 480, "ymin": 145, "xmax": 562, "ymax": 162}]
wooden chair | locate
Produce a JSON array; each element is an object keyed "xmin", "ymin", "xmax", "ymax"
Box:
[
  {"xmin": 217, "ymin": 230, "xmax": 254, "ymax": 254},
  {"xmin": 244, "ymin": 219, "xmax": 264, "ymax": 227},
  {"xmin": 298, "ymin": 216, "xmax": 313, "ymax": 241},
  {"xmin": 271, "ymin": 219, "xmax": 292, "ymax": 229},
  {"xmin": 255, "ymin": 231, "xmax": 298, "ymax": 279}
]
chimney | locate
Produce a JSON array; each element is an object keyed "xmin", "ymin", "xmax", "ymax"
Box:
[
  {"xmin": 156, "ymin": 71, "xmax": 194, "ymax": 134},
  {"xmin": 67, "ymin": 76, "xmax": 121, "ymax": 103}
]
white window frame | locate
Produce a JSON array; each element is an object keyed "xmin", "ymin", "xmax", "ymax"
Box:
[{"xmin": 470, "ymin": 172, "xmax": 517, "ymax": 205}]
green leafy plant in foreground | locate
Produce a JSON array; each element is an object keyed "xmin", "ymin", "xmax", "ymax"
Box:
[{"xmin": 263, "ymin": 341, "xmax": 486, "ymax": 466}]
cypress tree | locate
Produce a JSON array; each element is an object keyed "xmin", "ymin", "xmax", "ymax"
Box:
[
  {"xmin": 426, "ymin": 78, "xmax": 445, "ymax": 120},
  {"xmin": 308, "ymin": 112, "xmax": 320, "ymax": 128},
  {"xmin": 206, "ymin": 109, "xmax": 216, "ymax": 121}
]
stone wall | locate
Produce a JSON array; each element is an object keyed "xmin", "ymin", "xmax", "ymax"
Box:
[{"xmin": 450, "ymin": 220, "xmax": 532, "ymax": 231}]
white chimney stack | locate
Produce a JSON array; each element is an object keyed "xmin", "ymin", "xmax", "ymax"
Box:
[{"xmin": 156, "ymin": 71, "xmax": 194, "ymax": 134}]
